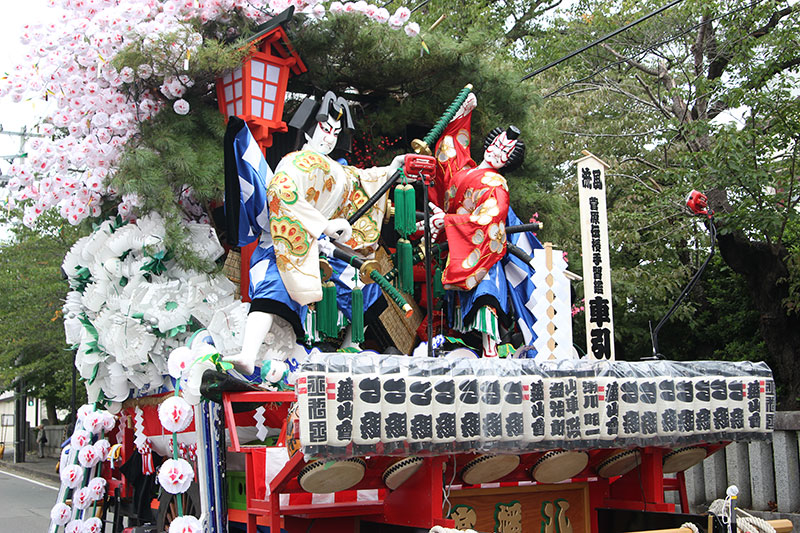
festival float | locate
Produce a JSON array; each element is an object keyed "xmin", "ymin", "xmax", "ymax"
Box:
[{"xmin": 0, "ymin": 1, "xmax": 783, "ymax": 533}]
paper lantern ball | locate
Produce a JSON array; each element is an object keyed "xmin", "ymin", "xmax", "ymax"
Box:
[
  {"xmin": 50, "ymin": 503, "xmax": 72, "ymax": 526},
  {"xmin": 158, "ymin": 458, "xmax": 194, "ymax": 494},
  {"xmin": 158, "ymin": 396, "xmax": 193, "ymax": 433}
]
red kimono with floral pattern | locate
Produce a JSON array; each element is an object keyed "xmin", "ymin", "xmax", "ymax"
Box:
[{"xmin": 432, "ymin": 111, "xmax": 509, "ymax": 291}]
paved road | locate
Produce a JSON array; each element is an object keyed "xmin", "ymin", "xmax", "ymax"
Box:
[{"xmin": 0, "ymin": 469, "xmax": 59, "ymax": 532}]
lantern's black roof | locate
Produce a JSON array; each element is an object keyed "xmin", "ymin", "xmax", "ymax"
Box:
[{"xmin": 248, "ymin": 6, "xmax": 295, "ymax": 44}]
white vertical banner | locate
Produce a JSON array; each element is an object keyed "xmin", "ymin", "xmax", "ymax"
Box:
[{"xmin": 575, "ymin": 151, "xmax": 615, "ymax": 360}]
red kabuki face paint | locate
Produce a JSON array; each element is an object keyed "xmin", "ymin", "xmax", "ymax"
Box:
[{"xmin": 482, "ymin": 131, "xmax": 518, "ymax": 170}]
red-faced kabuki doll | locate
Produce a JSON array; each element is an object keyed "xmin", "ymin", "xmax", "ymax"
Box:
[{"xmin": 424, "ymin": 93, "xmax": 529, "ymax": 357}]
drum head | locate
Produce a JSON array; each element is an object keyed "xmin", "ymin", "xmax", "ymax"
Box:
[
  {"xmin": 298, "ymin": 458, "xmax": 366, "ymax": 493},
  {"xmin": 445, "ymin": 348, "xmax": 479, "ymax": 360},
  {"xmin": 383, "ymin": 457, "xmax": 424, "ymax": 490},
  {"xmin": 531, "ymin": 450, "xmax": 589, "ymax": 483},
  {"xmin": 596, "ymin": 450, "xmax": 641, "ymax": 478},
  {"xmin": 663, "ymin": 447, "xmax": 707, "ymax": 473},
  {"xmin": 461, "ymin": 454, "xmax": 520, "ymax": 485}
]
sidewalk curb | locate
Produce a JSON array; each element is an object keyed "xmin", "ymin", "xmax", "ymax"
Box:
[{"xmin": 0, "ymin": 458, "xmax": 61, "ymax": 484}]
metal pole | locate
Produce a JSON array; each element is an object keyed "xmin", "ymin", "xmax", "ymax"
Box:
[
  {"xmin": 14, "ymin": 380, "xmax": 25, "ymax": 463},
  {"xmin": 71, "ymin": 351, "xmax": 77, "ymax": 427},
  {"xmin": 422, "ymin": 180, "xmax": 434, "ymax": 357}
]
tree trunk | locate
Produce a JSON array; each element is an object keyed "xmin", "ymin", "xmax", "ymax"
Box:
[
  {"xmin": 46, "ymin": 402, "xmax": 58, "ymax": 425},
  {"xmin": 717, "ymin": 231, "xmax": 800, "ymax": 409}
]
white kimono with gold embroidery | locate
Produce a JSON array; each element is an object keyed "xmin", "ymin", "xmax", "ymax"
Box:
[{"xmin": 265, "ymin": 149, "xmax": 392, "ymax": 306}]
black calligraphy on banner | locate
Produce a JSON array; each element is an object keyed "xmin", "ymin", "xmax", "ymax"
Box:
[
  {"xmin": 503, "ymin": 381, "xmax": 524, "ymax": 438},
  {"xmin": 581, "ymin": 167, "xmax": 592, "ymax": 189},
  {"xmin": 590, "ymin": 328, "xmax": 611, "ymax": 359},
  {"xmin": 581, "ymin": 167, "xmax": 604, "ymax": 190},
  {"xmin": 580, "ymin": 380, "xmax": 601, "ymax": 438},
  {"xmin": 765, "ymin": 379, "xmax": 776, "ymax": 430},
  {"xmin": 382, "ymin": 377, "xmax": 408, "ymax": 441},
  {"xmin": 335, "ymin": 377, "xmax": 353, "ymax": 441},
  {"xmin": 589, "ymin": 296, "xmax": 611, "ymax": 327},
  {"xmin": 356, "ymin": 376, "xmax": 381, "ymax": 441},
  {"xmin": 408, "ymin": 379, "xmax": 433, "ymax": 441},
  {"xmin": 306, "ymin": 375, "xmax": 327, "ymax": 443}
]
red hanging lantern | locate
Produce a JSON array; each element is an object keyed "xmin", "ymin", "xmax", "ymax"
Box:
[{"xmin": 216, "ymin": 8, "xmax": 306, "ymax": 150}]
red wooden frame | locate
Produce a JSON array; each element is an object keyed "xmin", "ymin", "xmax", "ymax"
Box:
[{"xmin": 220, "ymin": 390, "xmax": 726, "ymax": 533}]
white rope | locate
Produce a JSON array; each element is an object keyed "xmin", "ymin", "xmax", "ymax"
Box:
[
  {"xmin": 442, "ymin": 455, "xmax": 458, "ymax": 517},
  {"xmin": 680, "ymin": 523, "xmax": 700, "ymax": 533},
  {"xmin": 429, "ymin": 527, "xmax": 479, "ymax": 533},
  {"xmin": 708, "ymin": 499, "xmax": 776, "ymax": 533}
]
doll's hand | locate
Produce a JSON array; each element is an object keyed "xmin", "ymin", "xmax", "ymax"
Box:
[
  {"xmin": 415, "ymin": 202, "xmax": 445, "ymax": 240},
  {"xmin": 323, "ymin": 218, "xmax": 352, "ymax": 243},
  {"xmin": 453, "ymin": 92, "xmax": 477, "ymax": 121}
]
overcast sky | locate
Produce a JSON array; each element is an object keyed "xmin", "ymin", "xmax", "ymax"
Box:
[{"xmin": 0, "ymin": 0, "xmax": 58, "ymax": 176}]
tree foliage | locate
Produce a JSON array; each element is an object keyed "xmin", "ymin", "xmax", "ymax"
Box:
[
  {"xmin": 0, "ymin": 213, "xmax": 86, "ymax": 418},
  {"xmin": 5, "ymin": 0, "xmax": 799, "ymax": 408},
  {"xmin": 506, "ymin": 0, "xmax": 800, "ymax": 406}
]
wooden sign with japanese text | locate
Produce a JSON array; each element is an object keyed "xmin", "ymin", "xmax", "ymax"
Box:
[
  {"xmin": 576, "ymin": 151, "xmax": 615, "ymax": 360},
  {"xmin": 447, "ymin": 483, "xmax": 589, "ymax": 533}
]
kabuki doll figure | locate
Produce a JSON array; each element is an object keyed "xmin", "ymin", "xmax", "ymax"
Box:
[
  {"xmin": 225, "ymin": 91, "xmax": 405, "ymax": 375},
  {"xmin": 425, "ymin": 92, "xmax": 532, "ymax": 357}
]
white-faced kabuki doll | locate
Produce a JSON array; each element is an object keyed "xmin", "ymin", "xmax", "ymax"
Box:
[{"xmin": 224, "ymin": 91, "xmax": 404, "ymax": 377}]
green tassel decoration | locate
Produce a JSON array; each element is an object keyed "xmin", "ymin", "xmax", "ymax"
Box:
[
  {"xmin": 394, "ymin": 184, "xmax": 407, "ymax": 236},
  {"xmin": 398, "ymin": 238, "xmax": 414, "ymax": 294},
  {"xmin": 434, "ymin": 266, "xmax": 445, "ymax": 299},
  {"xmin": 402, "ymin": 184, "xmax": 416, "ymax": 235},
  {"xmin": 316, "ymin": 290, "xmax": 326, "ymax": 337},
  {"xmin": 351, "ymin": 286, "xmax": 364, "ymax": 343},
  {"xmin": 317, "ymin": 280, "xmax": 337, "ymax": 338},
  {"xmin": 324, "ymin": 281, "xmax": 338, "ymax": 337}
]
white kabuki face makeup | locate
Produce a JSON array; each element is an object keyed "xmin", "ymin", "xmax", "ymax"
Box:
[
  {"xmin": 480, "ymin": 131, "xmax": 518, "ymax": 170},
  {"xmin": 305, "ymin": 116, "xmax": 342, "ymax": 155}
]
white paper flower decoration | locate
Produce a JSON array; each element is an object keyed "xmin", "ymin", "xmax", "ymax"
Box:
[
  {"xmin": 98, "ymin": 315, "xmax": 157, "ymax": 367},
  {"xmin": 158, "ymin": 396, "xmax": 194, "ymax": 433},
  {"xmin": 394, "ymin": 6, "xmax": 411, "ymax": 22},
  {"xmin": 79, "ymin": 445, "xmax": 101, "ymax": 468},
  {"xmin": 168, "ymin": 346, "xmax": 194, "ymax": 379},
  {"xmin": 66, "ymin": 519, "xmax": 83, "ymax": 533},
  {"xmin": 158, "ymin": 458, "xmax": 194, "ymax": 494},
  {"xmin": 71, "ymin": 429, "xmax": 92, "ymax": 449},
  {"xmin": 169, "ymin": 515, "xmax": 203, "ymax": 533},
  {"xmin": 93, "ymin": 440, "xmax": 110, "ymax": 462},
  {"xmin": 173, "ymin": 99, "xmax": 190, "ymax": 115},
  {"xmin": 77, "ymin": 404, "xmax": 94, "ymax": 423},
  {"xmin": 404, "ymin": 22, "xmax": 420, "ymax": 37},
  {"xmin": 61, "ymin": 464, "xmax": 85, "ymax": 489},
  {"xmin": 84, "ymin": 517, "xmax": 103, "ymax": 533},
  {"xmin": 88, "ymin": 477, "xmax": 107, "ymax": 501},
  {"xmin": 73, "ymin": 487, "xmax": 93, "ymax": 510},
  {"xmin": 50, "ymin": 503, "xmax": 72, "ymax": 526},
  {"xmin": 82, "ymin": 411, "xmax": 106, "ymax": 434},
  {"xmin": 101, "ymin": 411, "xmax": 116, "ymax": 432},
  {"xmin": 206, "ymin": 301, "xmax": 248, "ymax": 355}
]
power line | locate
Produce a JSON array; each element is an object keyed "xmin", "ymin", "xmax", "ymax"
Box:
[
  {"xmin": 520, "ymin": 0, "xmax": 685, "ymax": 82},
  {"xmin": 542, "ymin": 0, "xmax": 766, "ymax": 98}
]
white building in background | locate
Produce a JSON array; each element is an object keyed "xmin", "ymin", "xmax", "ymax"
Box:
[{"xmin": 0, "ymin": 390, "xmax": 50, "ymax": 450}]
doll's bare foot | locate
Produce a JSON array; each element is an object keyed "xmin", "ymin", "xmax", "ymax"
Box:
[{"xmin": 222, "ymin": 353, "xmax": 256, "ymax": 375}]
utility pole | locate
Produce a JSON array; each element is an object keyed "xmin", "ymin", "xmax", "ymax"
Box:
[
  {"xmin": 13, "ymin": 378, "xmax": 26, "ymax": 463},
  {"xmin": 0, "ymin": 123, "xmax": 40, "ymax": 183}
]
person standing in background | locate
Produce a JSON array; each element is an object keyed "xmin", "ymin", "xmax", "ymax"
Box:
[{"xmin": 36, "ymin": 423, "xmax": 47, "ymax": 458}]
